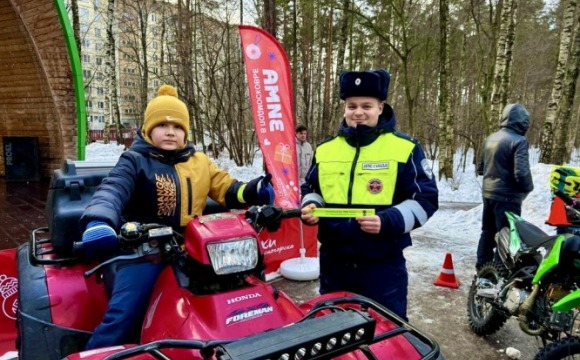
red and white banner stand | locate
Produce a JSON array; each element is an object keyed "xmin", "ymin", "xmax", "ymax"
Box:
[{"xmin": 239, "ymin": 25, "xmax": 318, "ymax": 280}]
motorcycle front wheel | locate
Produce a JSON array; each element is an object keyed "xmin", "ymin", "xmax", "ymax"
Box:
[
  {"xmin": 467, "ymin": 263, "xmax": 509, "ymax": 335},
  {"xmin": 534, "ymin": 336, "xmax": 580, "ymax": 359}
]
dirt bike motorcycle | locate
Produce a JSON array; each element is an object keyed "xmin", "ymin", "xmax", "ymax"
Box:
[
  {"xmin": 0, "ymin": 160, "xmax": 442, "ymax": 360},
  {"xmin": 467, "ymin": 189, "xmax": 580, "ymax": 353},
  {"xmin": 532, "ymin": 286, "xmax": 580, "ymax": 359}
]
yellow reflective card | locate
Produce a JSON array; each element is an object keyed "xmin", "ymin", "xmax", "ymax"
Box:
[{"xmin": 311, "ymin": 208, "xmax": 376, "ymax": 218}]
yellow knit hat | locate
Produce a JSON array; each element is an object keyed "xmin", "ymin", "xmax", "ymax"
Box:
[{"xmin": 142, "ymin": 85, "xmax": 189, "ymax": 144}]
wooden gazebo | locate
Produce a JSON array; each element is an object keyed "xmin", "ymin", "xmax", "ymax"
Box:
[{"xmin": 0, "ymin": 0, "xmax": 84, "ymax": 179}]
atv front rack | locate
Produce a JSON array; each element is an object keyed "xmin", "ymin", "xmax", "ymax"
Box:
[
  {"xmin": 302, "ymin": 296, "xmax": 441, "ymax": 359},
  {"xmin": 101, "ymin": 296, "xmax": 441, "ymax": 360},
  {"xmin": 217, "ymin": 309, "xmax": 375, "ymax": 360}
]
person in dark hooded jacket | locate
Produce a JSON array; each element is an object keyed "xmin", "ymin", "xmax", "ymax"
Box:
[
  {"xmin": 79, "ymin": 84, "xmax": 274, "ymax": 349},
  {"xmin": 475, "ymin": 103, "xmax": 534, "ymax": 270},
  {"xmin": 300, "ymin": 69, "xmax": 438, "ymax": 320}
]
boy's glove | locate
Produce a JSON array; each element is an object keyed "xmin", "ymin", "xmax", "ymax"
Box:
[
  {"xmin": 81, "ymin": 221, "xmax": 119, "ymax": 259},
  {"xmin": 243, "ymin": 173, "xmax": 275, "ymax": 205}
]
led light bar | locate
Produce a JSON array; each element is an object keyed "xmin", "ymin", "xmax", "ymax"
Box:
[{"xmin": 216, "ymin": 310, "xmax": 376, "ymax": 360}]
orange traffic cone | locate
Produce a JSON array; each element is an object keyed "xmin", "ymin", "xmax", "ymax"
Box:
[{"xmin": 434, "ymin": 252, "xmax": 460, "ymax": 289}]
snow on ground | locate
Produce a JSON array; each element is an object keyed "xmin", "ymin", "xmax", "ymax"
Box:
[
  {"xmin": 86, "ymin": 142, "xmax": 556, "ymax": 240},
  {"xmin": 86, "ymin": 142, "xmax": 559, "ymax": 282},
  {"xmin": 86, "ymin": 142, "xmax": 568, "ymax": 355}
]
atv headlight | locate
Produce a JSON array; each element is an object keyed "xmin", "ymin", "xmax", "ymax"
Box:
[{"xmin": 207, "ymin": 237, "xmax": 258, "ymax": 275}]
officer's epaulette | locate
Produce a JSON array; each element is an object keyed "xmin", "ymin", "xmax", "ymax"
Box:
[
  {"xmin": 392, "ymin": 131, "xmax": 419, "ymax": 145},
  {"xmin": 316, "ymin": 135, "xmax": 337, "ymax": 147}
]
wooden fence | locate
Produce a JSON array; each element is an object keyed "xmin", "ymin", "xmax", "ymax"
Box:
[{"xmin": 88, "ymin": 129, "xmax": 137, "ymax": 148}]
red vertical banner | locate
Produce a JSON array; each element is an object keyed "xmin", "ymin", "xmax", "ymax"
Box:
[
  {"xmin": 239, "ymin": 26, "xmax": 317, "ymax": 278},
  {"xmin": 239, "ymin": 25, "xmax": 299, "ymax": 209}
]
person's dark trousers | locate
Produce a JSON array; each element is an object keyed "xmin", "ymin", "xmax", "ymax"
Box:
[
  {"xmin": 319, "ymin": 249, "xmax": 408, "ymax": 321},
  {"xmin": 86, "ymin": 261, "xmax": 165, "ymax": 350},
  {"xmin": 476, "ymin": 198, "xmax": 522, "ymax": 270}
]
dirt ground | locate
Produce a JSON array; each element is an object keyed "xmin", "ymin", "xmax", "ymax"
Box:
[
  {"xmin": 269, "ymin": 202, "xmax": 545, "ymax": 359},
  {"xmin": 270, "ymin": 236, "xmax": 543, "ymax": 360}
]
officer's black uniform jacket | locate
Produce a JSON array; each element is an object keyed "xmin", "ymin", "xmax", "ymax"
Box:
[{"xmin": 301, "ymin": 105, "xmax": 439, "ymax": 258}]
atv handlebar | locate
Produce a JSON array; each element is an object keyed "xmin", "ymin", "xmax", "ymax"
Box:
[
  {"xmin": 73, "ymin": 240, "xmax": 84, "ymax": 251},
  {"xmin": 72, "ymin": 223, "xmax": 171, "ymax": 253},
  {"xmin": 244, "ymin": 206, "xmax": 302, "ymax": 232},
  {"xmin": 72, "ymin": 206, "xmax": 302, "ymax": 252},
  {"xmin": 280, "ymin": 208, "xmax": 302, "ymax": 218}
]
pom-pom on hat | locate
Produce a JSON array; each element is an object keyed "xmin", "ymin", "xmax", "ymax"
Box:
[
  {"xmin": 339, "ymin": 69, "xmax": 391, "ymax": 101},
  {"xmin": 142, "ymin": 84, "xmax": 189, "ymax": 144}
]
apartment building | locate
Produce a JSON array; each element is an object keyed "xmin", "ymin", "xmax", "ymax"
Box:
[{"xmin": 68, "ymin": 0, "xmax": 170, "ymax": 132}]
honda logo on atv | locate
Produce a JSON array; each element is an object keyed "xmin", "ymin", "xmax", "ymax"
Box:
[{"xmin": 227, "ymin": 292, "xmax": 262, "ymax": 305}]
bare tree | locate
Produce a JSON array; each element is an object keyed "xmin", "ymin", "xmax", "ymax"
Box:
[
  {"xmin": 489, "ymin": 0, "xmax": 517, "ymax": 126},
  {"xmin": 77, "ymin": 0, "xmax": 576, "ymax": 171},
  {"xmin": 554, "ymin": 2, "xmax": 580, "ymax": 164},
  {"xmin": 321, "ymin": 3, "xmax": 334, "ymax": 137},
  {"xmin": 346, "ymin": 0, "xmax": 433, "ymax": 135},
  {"xmin": 438, "ymin": 0, "xmax": 453, "ymax": 180},
  {"xmin": 263, "ymin": 0, "xmax": 277, "ymax": 37},
  {"xmin": 541, "ymin": 0, "xmax": 577, "ymax": 164},
  {"xmin": 104, "ymin": 0, "xmax": 122, "ymax": 145},
  {"xmin": 70, "ymin": 0, "xmax": 81, "ymax": 58}
]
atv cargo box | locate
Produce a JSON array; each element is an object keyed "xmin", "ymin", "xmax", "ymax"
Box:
[
  {"xmin": 42, "ymin": 159, "xmax": 227, "ymax": 256},
  {"xmin": 44, "ymin": 159, "xmax": 116, "ymax": 255}
]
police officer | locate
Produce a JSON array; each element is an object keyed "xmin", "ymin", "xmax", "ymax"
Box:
[{"xmin": 300, "ymin": 69, "xmax": 438, "ymax": 320}]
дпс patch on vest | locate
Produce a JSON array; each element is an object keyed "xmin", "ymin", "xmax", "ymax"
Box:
[{"xmin": 361, "ymin": 162, "xmax": 389, "ymax": 170}]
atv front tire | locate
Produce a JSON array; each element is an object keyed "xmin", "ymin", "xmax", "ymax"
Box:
[
  {"xmin": 534, "ymin": 336, "xmax": 580, "ymax": 359},
  {"xmin": 467, "ymin": 263, "xmax": 509, "ymax": 336}
]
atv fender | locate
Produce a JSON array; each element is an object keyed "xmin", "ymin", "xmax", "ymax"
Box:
[
  {"xmin": 553, "ymin": 288, "xmax": 580, "ymax": 312},
  {"xmin": 0, "ymin": 248, "xmax": 18, "ymax": 358},
  {"xmin": 17, "ymin": 243, "xmax": 109, "ymax": 360}
]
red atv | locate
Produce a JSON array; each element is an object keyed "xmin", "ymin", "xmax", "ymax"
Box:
[{"xmin": 0, "ymin": 160, "xmax": 442, "ymax": 360}]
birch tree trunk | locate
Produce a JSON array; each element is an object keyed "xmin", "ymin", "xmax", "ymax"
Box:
[
  {"xmin": 489, "ymin": 0, "xmax": 516, "ymax": 126},
  {"xmin": 541, "ymin": 0, "xmax": 577, "ymax": 164},
  {"xmin": 500, "ymin": 0, "xmax": 517, "ymax": 108},
  {"xmin": 70, "ymin": 0, "xmax": 81, "ymax": 59},
  {"xmin": 321, "ymin": 5, "xmax": 334, "ymax": 136},
  {"xmin": 105, "ymin": 0, "xmax": 122, "ymax": 145},
  {"xmin": 331, "ymin": 0, "xmax": 352, "ymax": 127},
  {"xmin": 137, "ymin": 1, "xmax": 149, "ymax": 125},
  {"xmin": 176, "ymin": 0, "xmax": 195, "ymax": 143},
  {"xmin": 555, "ymin": 4, "xmax": 580, "ymax": 164},
  {"xmin": 300, "ymin": 1, "xmax": 314, "ymax": 139},
  {"xmin": 437, "ymin": 0, "xmax": 453, "ymax": 180},
  {"xmin": 69, "ymin": 0, "xmax": 87, "ymax": 143}
]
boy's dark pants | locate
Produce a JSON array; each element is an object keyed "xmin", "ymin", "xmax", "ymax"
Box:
[{"xmin": 86, "ymin": 261, "xmax": 165, "ymax": 349}]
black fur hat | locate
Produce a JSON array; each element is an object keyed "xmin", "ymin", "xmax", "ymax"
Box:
[{"xmin": 339, "ymin": 69, "xmax": 390, "ymax": 101}]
